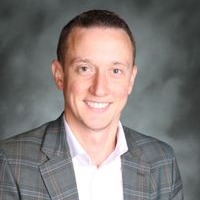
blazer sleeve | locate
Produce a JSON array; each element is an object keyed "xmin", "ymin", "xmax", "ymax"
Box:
[
  {"xmin": 0, "ymin": 149, "xmax": 20, "ymax": 200},
  {"xmin": 171, "ymin": 155, "xmax": 184, "ymax": 200}
]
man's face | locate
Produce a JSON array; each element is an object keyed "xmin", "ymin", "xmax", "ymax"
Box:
[{"xmin": 52, "ymin": 27, "xmax": 137, "ymax": 132}]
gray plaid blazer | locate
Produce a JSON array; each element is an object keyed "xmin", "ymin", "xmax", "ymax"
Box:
[{"xmin": 0, "ymin": 114, "xmax": 183, "ymax": 200}]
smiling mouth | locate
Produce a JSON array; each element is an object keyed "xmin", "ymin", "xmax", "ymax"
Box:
[{"xmin": 85, "ymin": 101, "xmax": 110, "ymax": 109}]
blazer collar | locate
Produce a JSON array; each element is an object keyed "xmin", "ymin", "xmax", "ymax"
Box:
[{"xmin": 41, "ymin": 113, "xmax": 70, "ymax": 158}]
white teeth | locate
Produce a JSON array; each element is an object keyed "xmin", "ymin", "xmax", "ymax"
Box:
[{"xmin": 87, "ymin": 101, "xmax": 109, "ymax": 109}]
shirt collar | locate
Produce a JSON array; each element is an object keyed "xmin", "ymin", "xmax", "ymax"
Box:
[{"xmin": 63, "ymin": 115, "xmax": 128, "ymax": 165}]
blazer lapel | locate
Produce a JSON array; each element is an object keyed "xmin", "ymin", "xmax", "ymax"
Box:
[
  {"xmin": 122, "ymin": 127, "xmax": 151, "ymax": 200},
  {"xmin": 39, "ymin": 156, "xmax": 79, "ymax": 200},
  {"xmin": 39, "ymin": 115, "xmax": 79, "ymax": 200}
]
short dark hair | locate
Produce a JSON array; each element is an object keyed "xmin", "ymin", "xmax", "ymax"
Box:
[{"xmin": 57, "ymin": 9, "xmax": 136, "ymax": 65}]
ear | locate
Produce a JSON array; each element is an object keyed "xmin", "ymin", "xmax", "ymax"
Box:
[
  {"xmin": 51, "ymin": 59, "xmax": 64, "ymax": 90},
  {"xmin": 128, "ymin": 65, "xmax": 138, "ymax": 95}
]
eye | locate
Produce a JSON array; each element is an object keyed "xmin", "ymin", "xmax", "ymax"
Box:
[
  {"xmin": 76, "ymin": 65, "xmax": 94, "ymax": 76},
  {"xmin": 79, "ymin": 66, "xmax": 88, "ymax": 72},
  {"xmin": 112, "ymin": 68, "xmax": 122, "ymax": 74},
  {"xmin": 110, "ymin": 65, "xmax": 128, "ymax": 78},
  {"xmin": 111, "ymin": 68, "xmax": 124, "ymax": 77}
]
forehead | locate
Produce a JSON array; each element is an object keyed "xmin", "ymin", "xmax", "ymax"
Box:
[{"xmin": 66, "ymin": 27, "xmax": 133, "ymax": 59}]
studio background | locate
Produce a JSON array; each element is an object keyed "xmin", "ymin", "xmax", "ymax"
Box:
[{"xmin": 0, "ymin": 0, "xmax": 199, "ymax": 199}]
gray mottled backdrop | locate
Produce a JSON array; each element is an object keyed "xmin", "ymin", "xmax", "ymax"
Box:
[{"xmin": 0, "ymin": 0, "xmax": 199, "ymax": 199}]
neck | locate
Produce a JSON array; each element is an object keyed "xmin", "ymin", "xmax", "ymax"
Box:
[{"xmin": 65, "ymin": 115, "xmax": 119, "ymax": 167}]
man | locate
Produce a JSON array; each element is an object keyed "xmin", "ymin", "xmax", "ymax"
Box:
[{"xmin": 0, "ymin": 10, "xmax": 183, "ymax": 199}]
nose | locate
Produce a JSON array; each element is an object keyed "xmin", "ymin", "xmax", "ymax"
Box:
[{"xmin": 89, "ymin": 71, "xmax": 109, "ymax": 96}]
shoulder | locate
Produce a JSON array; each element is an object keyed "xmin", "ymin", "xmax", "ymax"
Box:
[
  {"xmin": 123, "ymin": 126, "xmax": 176, "ymax": 163},
  {"xmin": 0, "ymin": 122, "xmax": 49, "ymax": 146},
  {"xmin": 0, "ymin": 122, "xmax": 50, "ymax": 161},
  {"xmin": 122, "ymin": 128, "xmax": 183, "ymax": 197}
]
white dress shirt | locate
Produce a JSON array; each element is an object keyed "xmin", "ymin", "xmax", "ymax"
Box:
[{"xmin": 64, "ymin": 117, "xmax": 128, "ymax": 200}]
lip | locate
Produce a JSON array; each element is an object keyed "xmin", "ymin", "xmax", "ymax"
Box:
[{"xmin": 84, "ymin": 100, "xmax": 111, "ymax": 110}]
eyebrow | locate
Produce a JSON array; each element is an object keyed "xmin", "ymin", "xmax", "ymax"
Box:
[
  {"xmin": 112, "ymin": 61, "xmax": 131, "ymax": 69},
  {"xmin": 69, "ymin": 57, "xmax": 93, "ymax": 65},
  {"xmin": 70, "ymin": 57, "xmax": 131, "ymax": 68}
]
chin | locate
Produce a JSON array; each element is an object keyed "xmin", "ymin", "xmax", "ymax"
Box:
[{"xmin": 84, "ymin": 120, "xmax": 114, "ymax": 132}]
